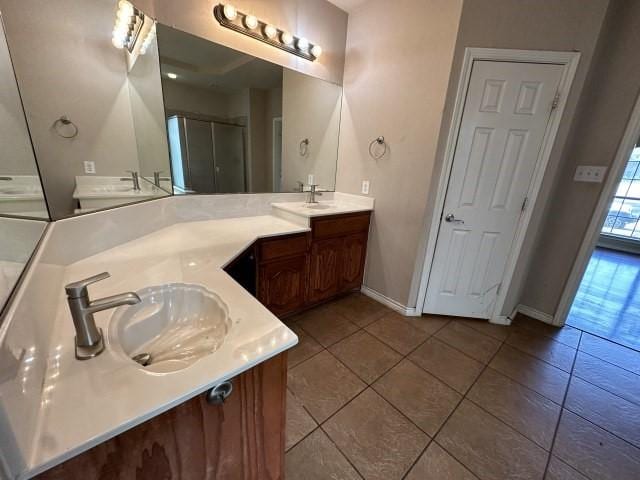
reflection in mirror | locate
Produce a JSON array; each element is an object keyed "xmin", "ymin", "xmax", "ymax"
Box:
[
  {"xmin": 0, "ymin": 218, "xmax": 46, "ymax": 313},
  {"xmin": 0, "ymin": 1, "xmax": 173, "ymax": 220},
  {"xmin": 156, "ymin": 25, "xmax": 342, "ymax": 194},
  {"xmin": 0, "ymin": 16, "xmax": 48, "ymax": 219}
]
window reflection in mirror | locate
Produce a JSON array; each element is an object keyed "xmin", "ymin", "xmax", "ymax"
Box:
[
  {"xmin": 0, "ymin": 16, "xmax": 48, "ymax": 220},
  {"xmin": 156, "ymin": 24, "xmax": 342, "ymax": 195},
  {"xmin": 1, "ymin": 1, "xmax": 172, "ymax": 220}
]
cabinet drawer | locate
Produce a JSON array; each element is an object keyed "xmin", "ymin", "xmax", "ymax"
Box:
[
  {"xmin": 312, "ymin": 213, "xmax": 371, "ymax": 239},
  {"xmin": 258, "ymin": 233, "xmax": 309, "ymax": 262}
]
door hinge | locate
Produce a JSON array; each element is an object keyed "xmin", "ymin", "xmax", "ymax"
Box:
[
  {"xmin": 520, "ymin": 196, "xmax": 528, "ymax": 213},
  {"xmin": 551, "ymin": 92, "xmax": 561, "ymax": 111}
]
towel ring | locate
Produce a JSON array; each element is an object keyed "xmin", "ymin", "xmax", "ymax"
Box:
[
  {"xmin": 53, "ymin": 116, "xmax": 79, "ymax": 139},
  {"xmin": 368, "ymin": 136, "xmax": 387, "ymax": 160},
  {"xmin": 299, "ymin": 138, "xmax": 310, "ymax": 156}
]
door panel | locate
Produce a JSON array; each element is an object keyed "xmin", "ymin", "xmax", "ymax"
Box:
[
  {"xmin": 184, "ymin": 118, "xmax": 216, "ymax": 193},
  {"xmin": 341, "ymin": 233, "xmax": 367, "ymax": 291},
  {"xmin": 425, "ymin": 60, "xmax": 564, "ymax": 318},
  {"xmin": 212, "ymin": 123, "xmax": 246, "ymax": 193},
  {"xmin": 309, "ymin": 238, "xmax": 342, "ymax": 303}
]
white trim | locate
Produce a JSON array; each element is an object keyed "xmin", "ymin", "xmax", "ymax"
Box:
[
  {"xmin": 272, "ymin": 116, "xmax": 283, "ymax": 192},
  {"xmin": 360, "ymin": 285, "xmax": 421, "ymax": 316},
  {"xmin": 416, "ymin": 47, "xmax": 581, "ymax": 323},
  {"xmin": 515, "ymin": 304, "xmax": 554, "ymax": 324},
  {"xmin": 553, "ymin": 91, "xmax": 640, "ymax": 326}
]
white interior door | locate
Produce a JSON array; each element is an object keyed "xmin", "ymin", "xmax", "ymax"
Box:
[{"xmin": 424, "ymin": 60, "xmax": 564, "ymax": 318}]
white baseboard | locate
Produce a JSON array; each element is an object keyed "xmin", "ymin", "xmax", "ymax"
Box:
[
  {"xmin": 514, "ymin": 304, "xmax": 554, "ymax": 324},
  {"xmin": 360, "ymin": 285, "xmax": 421, "ymax": 316}
]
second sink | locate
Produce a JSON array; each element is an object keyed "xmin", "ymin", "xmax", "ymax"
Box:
[{"xmin": 109, "ymin": 283, "xmax": 231, "ymax": 373}]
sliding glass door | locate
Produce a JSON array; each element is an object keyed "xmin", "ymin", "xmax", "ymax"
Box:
[{"xmin": 602, "ymin": 142, "xmax": 640, "ymax": 239}]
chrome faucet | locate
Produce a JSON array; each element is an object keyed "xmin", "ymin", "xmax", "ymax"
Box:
[
  {"xmin": 153, "ymin": 171, "xmax": 163, "ymax": 188},
  {"xmin": 307, "ymin": 184, "xmax": 323, "ymax": 204},
  {"xmin": 65, "ymin": 272, "xmax": 141, "ymax": 360},
  {"xmin": 122, "ymin": 170, "xmax": 141, "ymax": 191}
]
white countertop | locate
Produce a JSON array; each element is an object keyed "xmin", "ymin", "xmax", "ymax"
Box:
[
  {"xmin": 272, "ymin": 192, "xmax": 375, "ymax": 218},
  {"xmin": 23, "ymin": 215, "xmax": 308, "ymax": 478}
]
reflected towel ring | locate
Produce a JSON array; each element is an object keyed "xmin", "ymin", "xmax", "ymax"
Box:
[
  {"xmin": 368, "ymin": 136, "xmax": 387, "ymax": 160},
  {"xmin": 299, "ymin": 138, "xmax": 310, "ymax": 156},
  {"xmin": 53, "ymin": 116, "xmax": 79, "ymax": 139}
]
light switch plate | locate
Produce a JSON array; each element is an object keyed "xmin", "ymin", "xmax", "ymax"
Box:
[
  {"xmin": 574, "ymin": 165, "xmax": 606, "ymax": 183},
  {"xmin": 307, "ymin": 174, "xmax": 314, "ymax": 185},
  {"xmin": 84, "ymin": 161, "xmax": 96, "ymax": 174},
  {"xmin": 361, "ymin": 180, "xmax": 370, "ymax": 195}
]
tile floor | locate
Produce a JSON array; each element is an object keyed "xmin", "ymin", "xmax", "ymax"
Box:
[{"xmin": 284, "ymin": 293, "xmax": 640, "ymax": 480}]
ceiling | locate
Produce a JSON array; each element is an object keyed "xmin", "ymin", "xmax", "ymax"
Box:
[{"xmin": 327, "ymin": 0, "xmax": 368, "ymax": 13}]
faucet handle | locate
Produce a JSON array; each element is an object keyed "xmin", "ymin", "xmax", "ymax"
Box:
[{"xmin": 65, "ymin": 272, "xmax": 110, "ymax": 299}]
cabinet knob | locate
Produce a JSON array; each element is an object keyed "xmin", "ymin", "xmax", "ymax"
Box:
[{"xmin": 205, "ymin": 381, "xmax": 233, "ymax": 405}]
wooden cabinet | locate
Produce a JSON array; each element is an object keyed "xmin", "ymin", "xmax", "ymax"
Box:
[
  {"xmin": 228, "ymin": 212, "xmax": 371, "ymax": 317},
  {"xmin": 37, "ymin": 353, "xmax": 288, "ymax": 480},
  {"xmin": 308, "ymin": 237, "xmax": 343, "ymax": 303},
  {"xmin": 258, "ymin": 255, "xmax": 307, "ymax": 317}
]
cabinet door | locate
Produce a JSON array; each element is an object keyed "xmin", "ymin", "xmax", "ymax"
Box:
[
  {"xmin": 36, "ymin": 353, "xmax": 287, "ymax": 480},
  {"xmin": 340, "ymin": 233, "xmax": 368, "ymax": 292},
  {"xmin": 309, "ymin": 237, "xmax": 342, "ymax": 303},
  {"xmin": 258, "ymin": 255, "xmax": 307, "ymax": 317}
]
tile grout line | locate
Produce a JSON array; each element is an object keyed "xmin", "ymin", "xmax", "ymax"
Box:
[{"xmin": 542, "ymin": 330, "xmax": 582, "ymax": 478}]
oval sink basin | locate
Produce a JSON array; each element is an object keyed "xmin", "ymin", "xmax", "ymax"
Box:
[
  {"xmin": 304, "ymin": 203, "xmax": 334, "ymax": 210},
  {"xmin": 109, "ymin": 283, "xmax": 231, "ymax": 373}
]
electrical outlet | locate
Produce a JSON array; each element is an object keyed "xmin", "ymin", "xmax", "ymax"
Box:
[
  {"xmin": 574, "ymin": 165, "xmax": 606, "ymax": 183},
  {"xmin": 83, "ymin": 161, "xmax": 96, "ymax": 174},
  {"xmin": 361, "ymin": 180, "xmax": 370, "ymax": 195},
  {"xmin": 308, "ymin": 174, "xmax": 314, "ymax": 185}
]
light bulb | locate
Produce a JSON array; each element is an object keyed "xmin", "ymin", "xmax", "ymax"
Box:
[
  {"xmin": 244, "ymin": 14, "xmax": 258, "ymax": 29},
  {"xmin": 167, "ymin": 72, "xmax": 177, "ymax": 79},
  {"xmin": 281, "ymin": 31, "xmax": 293, "ymax": 45},
  {"xmin": 297, "ymin": 37, "xmax": 309, "ymax": 51},
  {"xmin": 118, "ymin": 1, "xmax": 134, "ymax": 17},
  {"xmin": 264, "ymin": 24, "xmax": 277, "ymax": 39},
  {"xmin": 112, "ymin": 36, "xmax": 125, "ymax": 49},
  {"xmin": 311, "ymin": 44, "xmax": 322, "ymax": 58},
  {"xmin": 223, "ymin": 4, "xmax": 237, "ymax": 20}
]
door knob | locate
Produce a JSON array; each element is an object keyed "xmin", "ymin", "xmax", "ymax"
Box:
[{"xmin": 445, "ymin": 214, "xmax": 464, "ymax": 224}]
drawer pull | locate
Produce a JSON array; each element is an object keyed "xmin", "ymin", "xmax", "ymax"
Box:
[{"xmin": 206, "ymin": 381, "xmax": 233, "ymax": 405}]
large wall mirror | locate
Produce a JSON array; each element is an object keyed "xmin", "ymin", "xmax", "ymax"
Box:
[
  {"xmin": 157, "ymin": 24, "xmax": 342, "ymax": 194},
  {"xmin": 1, "ymin": 0, "xmax": 172, "ymax": 220}
]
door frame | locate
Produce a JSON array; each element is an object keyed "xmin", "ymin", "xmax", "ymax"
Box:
[
  {"xmin": 416, "ymin": 48, "xmax": 581, "ymax": 323},
  {"xmin": 553, "ymin": 91, "xmax": 640, "ymax": 326},
  {"xmin": 272, "ymin": 116, "xmax": 283, "ymax": 192}
]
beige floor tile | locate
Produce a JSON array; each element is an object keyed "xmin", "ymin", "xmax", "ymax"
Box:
[
  {"xmin": 435, "ymin": 322, "xmax": 502, "ymax": 363},
  {"xmin": 405, "ymin": 314, "xmax": 450, "ymax": 336},
  {"xmin": 323, "ymin": 389, "xmax": 429, "ymax": 480},
  {"xmin": 373, "ymin": 360, "xmax": 461, "ymax": 436},
  {"xmin": 579, "ymin": 333, "xmax": 640, "ymax": 375},
  {"xmin": 287, "ymin": 324, "xmax": 324, "ymax": 368},
  {"xmin": 513, "ymin": 315, "xmax": 582, "ymax": 348},
  {"xmin": 286, "ymin": 389, "xmax": 317, "ymax": 451},
  {"xmin": 409, "ymin": 337, "xmax": 484, "ymax": 394},
  {"xmin": 288, "ymin": 350, "xmax": 366, "ymax": 423},
  {"xmin": 457, "ymin": 318, "xmax": 511, "ymax": 341},
  {"xmin": 468, "ymin": 368, "xmax": 561, "ymax": 450},
  {"xmin": 285, "ymin": 428, "xmax": 363, "ymax": 480},
  {"xmin": 553, "ymin": 409, "xmax": 640, "ymax": 480},
  {"xmin": 506, "ymin": 330, "xmax": 576, "ymax": 372},
  {"xmin": 297, "ymin": 305, "xmax": 359, "ymax": 347},
  {"xmin": 436, "ymin": 400, "xmax": 548, "ymax": 480},
  {"xmin": 329, "ymin": 330, "xmax": 402, "ymax": 384},
  {"xmin": 405, "ymin": 442, "xmax": 478, "ymax": 480},
  {"xmin": 565, "ymin": 377, "xmax": 640, "ymax": 448},
  {"xmin": 490, "ymin": 344, "xmax": 569, "ymax": 404},
  {"xmin": 365, "ymin": 311, "xmax": 431, "ymax": 355},
  {"xmin": 332, "ymin": 293, "xmax": 392, "ymax": 327},
  {"xmin": 545, "ymin": 456, "xmax": 589, "ymax": 480},
  {"xmin": 573, "ymin": 351, "xmax": 640, "ymax": 406}
]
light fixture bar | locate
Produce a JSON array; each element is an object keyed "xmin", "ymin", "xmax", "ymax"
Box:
[{"xmin": 213, "ymin": 3, "xmax": 321, "ymax": 62}]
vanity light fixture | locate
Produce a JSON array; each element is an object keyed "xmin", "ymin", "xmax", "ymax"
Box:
[
  {"xmin": 213, "ymin": 3, "xmax": 322, "ymax": 61},
  {"xmin": 112, "ymin": 0, "xmax": 156, "ymax": 55}
]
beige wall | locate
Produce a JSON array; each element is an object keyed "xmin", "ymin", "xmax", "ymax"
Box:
[
  {"xmin": 282, "ymin": 68, "xmax": 341, "ymax": 191},
  {"xmin": 432, "ymin": 0, "xmax": 610, "ymax": 316},
  {"xmin": 520, "ymin": 0, "xmax": 640, "ymax": 316},
  {"xmin": 336, "ymin": 0, "xmax": 463, "ymax": 306},
  {"xmin": 133, "ymin": 0, "xmax": 347, "ymax": 85},
  {"xmin": 0, "ymin": 19, "xmax": 38, "ymax": 177}
]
